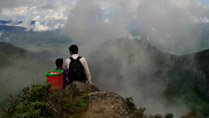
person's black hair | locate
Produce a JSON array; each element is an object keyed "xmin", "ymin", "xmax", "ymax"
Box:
[
  {"xmin": 55, "ymin": 58, "xmax": 63, "ymax": 67},
  {"xmin": 69, "ymin": 45, "xmax": 78, "ymax": 54}
]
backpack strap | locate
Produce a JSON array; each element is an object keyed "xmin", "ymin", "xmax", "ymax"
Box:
[
  {"xmin": 76, "ymin": 56, "xmax": 82, "ymax": 61},
  {"xmin": 69, "ymin": 56, "xmax": 82, "ymax": 61},
  {"xmin": 69, "ymin": 57, "xmax": 74, "ymax": 61}
]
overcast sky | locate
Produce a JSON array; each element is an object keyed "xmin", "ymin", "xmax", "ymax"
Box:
[
  {"xmin": 0, "ymin": 0, "xmax": 209, "ymax": 31},
  {"xmin": 1, "ymin": 0, "xmax": 209, "ymax": 53}
]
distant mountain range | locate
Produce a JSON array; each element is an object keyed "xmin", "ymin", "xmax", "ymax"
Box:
[
  {"xmin": 0, "ymin": 20, "xmax": 35, "ymax": 25},
  {"xmin": 0, "ymin": 20, "xmax": 36, "ymax": 32},
  {"xmin": 0, "ymin": 20, "xmax": 63, "ymax": 32},
  {"xmin": 0, "ymin": 25, "xmax": 26, "ymax": 32}
]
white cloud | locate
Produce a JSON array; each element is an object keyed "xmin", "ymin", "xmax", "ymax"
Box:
[
  {"xmin": 33, "ymin": 21, "xmax": 50, "ymax": 31},
  {"xmin": 103, "ymin": 18, "xmax": 111, "ymax": 24},
  {"xmin": 33, "ymin": 15, "xmax": 40, "ymax": 21},
  {"xmin": 193, "ymin": 16, "xmax": 209, "ymax": 23},
  {"xmin": 15, "ymin": 6, "xmax": 28, "ymax": 15},
  {"xmin": 0, "ymin": 0, "xmax": 76, "ymax": 31},
  {"xmin": 54, "ymin": 23, "xmax": 64, "ymax": 29},
  {"xmin": 44, "ymin": 10, "xmax": 67, "ymax": 21},
  {"xmin": 1, "ymin": 6, "xmax": 28, "ymax": 16},
  {"xmin": 29, "ymin": 6, "xmax": 36, "ymax": 10},
  {"xmin": 132, "ymin": 0, "xmax": 209, "ymax": 53},
  {"xmin": 32, "ymin": 11, "xmax": 38, "ymax": 14}
]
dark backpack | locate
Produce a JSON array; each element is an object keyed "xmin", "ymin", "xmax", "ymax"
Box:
[{"xmin": 68, "ymin": 56, "xmax": 85, "ymax": 83}]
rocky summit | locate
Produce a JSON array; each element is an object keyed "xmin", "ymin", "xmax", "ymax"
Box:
[
  {"xmin": 86, "ymin": 92, "xmax": 130, "ymax": 118},
  {"xmin": 67, "ymin": 81, "xmax": 131, "ymax": 118}
]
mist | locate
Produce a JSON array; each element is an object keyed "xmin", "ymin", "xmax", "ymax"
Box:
[
  {"xmin": 135, "ymin": 0, "xmax": 207, "ymax": 53},
  {"xmin": 87, "ymin": 38, "xmax": 189, "ymax": 116},
  {"xmin": 0, "ymin": 44, "xmax": 53, "ymax": 104},
  {"xmin": 62, "ymin": 0, "xmax": 209, "ymax": 116},
  {"xmin": 63, "ymin": 0, "xmax": 209, "ymax": 54},
  {"xmin": 0, "ymin": 0, "xmax": 28, "ymax": 10}
]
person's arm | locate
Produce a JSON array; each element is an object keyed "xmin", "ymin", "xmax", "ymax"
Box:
[
  {"xmin": 82, "ymin": 58, "xmax": 92, "ymax": 84},
  {"xmin": 64, "ymin": 59, "xmax": 69, "ymax": 69}
]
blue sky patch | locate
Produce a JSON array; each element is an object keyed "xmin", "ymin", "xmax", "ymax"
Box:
[{"xmin": 201, "ymin": 0, "xmax": 209, "ymax": 4}]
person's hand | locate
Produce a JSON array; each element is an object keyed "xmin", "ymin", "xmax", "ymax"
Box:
[{"xmin": 90, "ymin": 83, "xmax": 96, "ymax": 87}]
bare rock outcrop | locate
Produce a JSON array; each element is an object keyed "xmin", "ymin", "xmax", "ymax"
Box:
[
  {"xmin": 66, "ymin": 81, "xmax": 100, "ymax": 97},
  {"xmin": 85, "ymin": 92, "xmax": 130, "ymax": 118},
  {"xmin": 66, "ymin": 81, "xmax": 131, "ymax": 118}
]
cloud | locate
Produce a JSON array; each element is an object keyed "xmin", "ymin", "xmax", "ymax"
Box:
[
  {"xmin": 63, "ymin": 0, "xmax": 209, "ymax": 54},
  {"xmin": 0, "ymin": 0, "xmax": 29, "ymax": 10},
  {"xmin": 193, "ymin": 16, "xmax": 209, "ymax": 23},
  {"xmin": 63, "ymin": 0, "xmax": 132, "ymax": 54},
  {"xmin": 33, "ymin": 15, "xmax": 41, "ymax": 21},
  {"xmin": 33, "ymin": 21, "xmax": 50, "ymax": 31},
  {"xmin": 103, "ymin": 18, "xmax": 111, "ymax": 24},
  {"xmin": 1, "ymin": 7, "xmax": 28, "ymax": 18},
  {"xmin": 39, "ymin": 3, "xmax": 58, "ymax": 10},
  {"xmin": 1, "ymin": 0, "xmax": 208, "ymax": 34},
  {"xmin": 134, "ymin": 0, "xmax": 209, "ymax": 53},
  {"xmin": 0, "ymin": 0, "xmax": 76, "ymax": 31},
  {"xmin": 14, "ymin": 6, "xmax": 28, "ymax": 15}
]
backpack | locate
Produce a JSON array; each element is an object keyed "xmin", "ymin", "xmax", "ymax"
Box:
[{"xmin": 68, "ymin": 56, "xmax": 85, "ymax": 83}]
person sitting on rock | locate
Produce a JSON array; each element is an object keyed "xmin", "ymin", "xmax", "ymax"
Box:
[
  {"xmin": 64, "ymin": 45, "xmax": 95, "ymax": 86},
  {"xmin": 55, "ymin": 58, "xmax": 69, "ymax": 87},
  {"xmin": 55, "ymin": 58, "xmax": 64, "ymax": 70}
]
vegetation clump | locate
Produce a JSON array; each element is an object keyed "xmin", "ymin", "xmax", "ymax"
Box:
[
  {"xmin": 0, "ymin": 82, "xmax": 88, "ymax": 118},
  {"xmin": 181, "ymin": 111, "xmax": 203, "ymax": 118}
]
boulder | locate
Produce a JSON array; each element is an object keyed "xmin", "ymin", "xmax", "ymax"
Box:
[
  {"xmin": 66, "ymin": 81, "xmax": 131, "ymax": 118},
  {"xmin": 85, "ymin": 92, "xmax": 130, "ymax": 118},
  {"xmin": 66, "ymin": 81, "xmax": 100, "ymax": 97}
]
